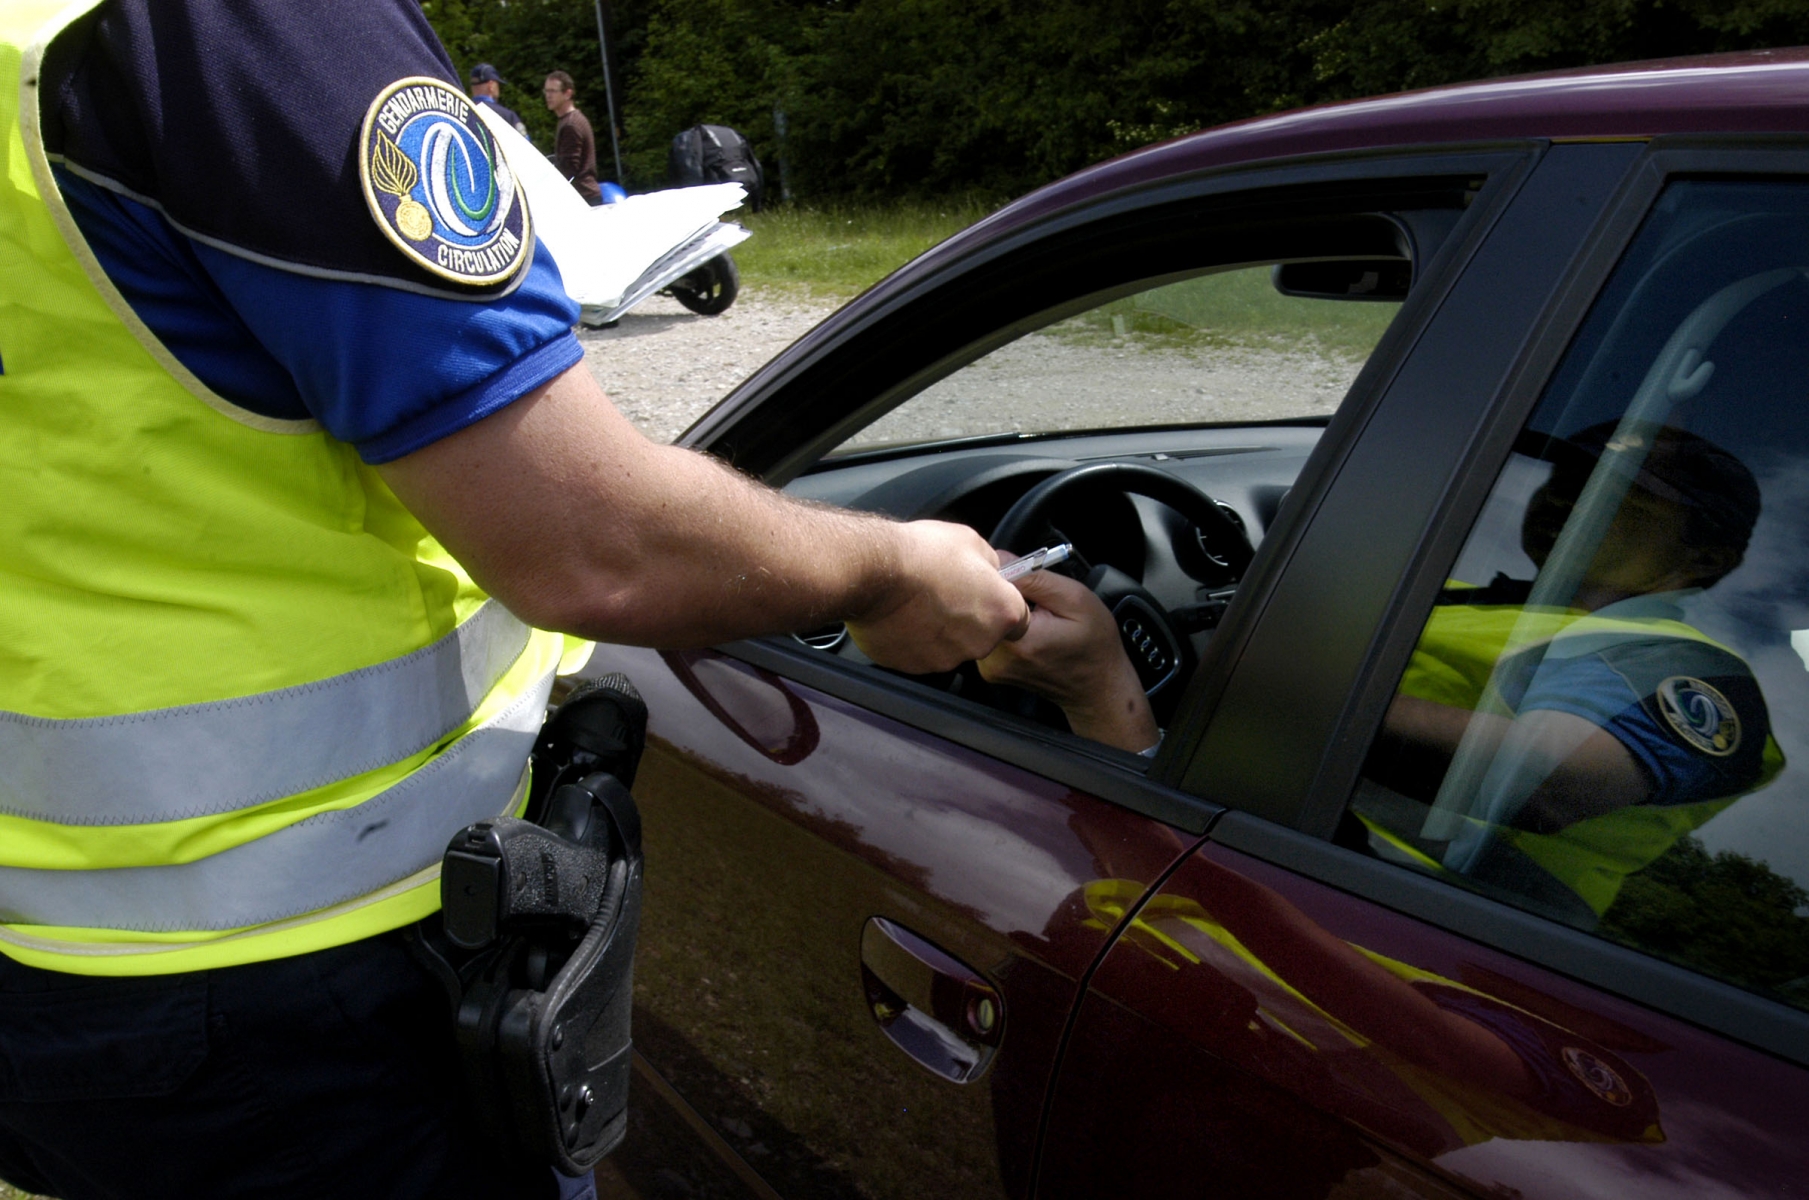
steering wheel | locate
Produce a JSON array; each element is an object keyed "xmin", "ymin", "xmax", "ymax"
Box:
[{"xmin": 990, "ymin": 462, "xmax": 1253, "ymax": 722}]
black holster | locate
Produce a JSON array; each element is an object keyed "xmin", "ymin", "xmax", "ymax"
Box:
[{"xmin": 411, "ymin": 674, "xmax": 647, "ymax": 1176}]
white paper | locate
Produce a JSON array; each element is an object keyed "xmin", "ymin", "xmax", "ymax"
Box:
[{"xmin": 472, "ymin": 103, "xmax": 745, "ymax": 307}]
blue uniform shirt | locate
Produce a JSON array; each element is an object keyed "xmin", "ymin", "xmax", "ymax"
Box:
[
  {"xmin": 474, "ymin": 94, "xmax": 530, "ymax": 138},
  {"xmin": 1491, "ymin": 591, "xmax": 1772, "ymax": 813},
  {"xmin": 42, "ymin": 0, "xmax": 583, "ymax": 462}
]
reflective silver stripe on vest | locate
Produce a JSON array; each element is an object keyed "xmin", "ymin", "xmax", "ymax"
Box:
[
  {"xmin": 0, "ymin": 668, "xmax": 552, "ymax": 931},
  {"xmin": 0, "ymin": 601, "xmax": 531, "ymax": 826}
]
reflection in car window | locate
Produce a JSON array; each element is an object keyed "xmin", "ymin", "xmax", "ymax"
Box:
[
  {"xmin": 1347, "ymin": 181, "xmax": 1809, "ymax": 1013},
  {"xmin": 835, "ymin": 265, "xmax": 1400, "ymax": 452}
]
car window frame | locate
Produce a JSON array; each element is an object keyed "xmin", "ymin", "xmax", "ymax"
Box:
[
  {"xmin": 691, "ymin": 147, "xmax": 1537, "ymax": 482},
  {"xmin": 697, "ymin": 145, "xmax": 1540, "ymax": 831},
  {"xmin": 1183, "ymin": 137, "xmax": 1809, "ymax": 1066}
]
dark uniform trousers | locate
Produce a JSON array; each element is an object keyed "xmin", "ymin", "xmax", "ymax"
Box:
[{"xmin": 0, "ymin": 932, "xmax": 559, "ymax": 1200}]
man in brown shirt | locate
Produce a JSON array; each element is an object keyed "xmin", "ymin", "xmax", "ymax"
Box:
[{"xmin": 543, "ymin": 70, "xmax": 601, "ymax": 204}]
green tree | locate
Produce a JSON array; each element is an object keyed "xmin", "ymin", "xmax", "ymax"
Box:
[
  {"xmin": 422, "ymin": 0, "xmax": 1809, "ymax": 200},
  {"xmin": 1307, "ymin": 0, "xmax": 1809, "ymax": 100},
  {"xmin": 618, "ymin": 0, "xmax": 811, "ymax": 185},
  {"xmin": 1601, "ymin": 837, "xmax": 1809, "ymax": 1011},
  {"xmin": 423, "ymin": 0, "xmax": 648, "ymax": 177}
]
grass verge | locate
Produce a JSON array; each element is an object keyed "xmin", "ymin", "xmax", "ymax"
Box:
[
  {"xmin": 731, "ymin": 199, "xmax": 997, "ymax": 299},
  {"xmin": 726, "ymin": 204, "xmax": 1399, "ymax": 366},
  {"xmin": 1068, "ymin": 266, "xmax": 1400, "ymax": 358}
]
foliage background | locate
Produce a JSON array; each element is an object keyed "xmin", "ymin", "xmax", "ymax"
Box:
[{"xmin": 422, "ymin": 0, "xmax": 1809, "ymax": 199}]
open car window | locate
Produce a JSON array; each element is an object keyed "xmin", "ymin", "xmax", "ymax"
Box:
[
  {"xmin": 785, "ymin": 209, "xmax": 1455, "ymax": 760},
  {"xmin": 833, "ymin": 264, "xmax": 1401, "ymax": 454},
  {"xmin": 1346, "ymin": 180, "xmax": 1809, "ymax": 1013}
]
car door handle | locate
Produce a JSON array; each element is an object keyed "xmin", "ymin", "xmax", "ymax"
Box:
[
  {"xmin": 663, "ymin": 650, "xmax": 821, "ymax": 764},
  {"xmin": 859, "ymin": 917, "xmax": 1003, "ymax": 1084}
]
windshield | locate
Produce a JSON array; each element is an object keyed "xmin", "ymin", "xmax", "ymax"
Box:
[{"xmin": 833, "ymin": 264, "xmax": 1401, "ymax": 454}]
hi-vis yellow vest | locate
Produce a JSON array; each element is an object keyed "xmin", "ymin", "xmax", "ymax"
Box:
[
  {"xmin": 0, "ymin": 1, "xmax": 577, "ymax": 975},
  {"xmin": 1395, "ymin": 602, "xmax": 1782, "ymax": 916}
]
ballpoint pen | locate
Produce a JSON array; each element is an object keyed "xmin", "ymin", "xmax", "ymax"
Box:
[{"xmin": 998, "ymin": 542, "xmax": 1073, "ymax": 582}]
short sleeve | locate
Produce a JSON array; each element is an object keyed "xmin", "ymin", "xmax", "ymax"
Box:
[
  {"xmin": 191, "ymin": 237, "xmax": 582, "ymax": 461},
  {"xmin": 44, "ymin": 0, "xmax": 491, "ymax": 295},
  {"xmin": 45, "ymin": 0, "xmax": 586, "ymax": 460},
  {"xmin": 1517, "ymin": 641, "xmax": 1773, "ymax": 806}
]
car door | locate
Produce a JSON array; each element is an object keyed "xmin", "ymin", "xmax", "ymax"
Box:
[
  {"xmin": 574, "ymin": 143, "xmax": 1545, "ymax": 1200},
  {"xmin": 1039, "ymin": 140, "xmax": 1809, "ymax": 1198}
]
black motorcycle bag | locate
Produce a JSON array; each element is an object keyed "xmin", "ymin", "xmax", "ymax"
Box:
[
  {"xmin": 415, "ymin": 675, "xmax": 647, "ymax": 1176},
  {"xmin": 667, "ymin": 123, "xmax": 764, "ymax": 211},
  {"xmin": 667, "ymin": 126, "xmax": 706, "ymax": 186}
]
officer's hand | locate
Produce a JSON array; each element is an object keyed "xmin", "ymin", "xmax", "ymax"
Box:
[
  {"xmin": 978, "ymin": 567, "xmax": 1159, "ymax": 754},
  {"xmin": 846, "ymin": 521, "xmax": 1030, "ymax": 675}
]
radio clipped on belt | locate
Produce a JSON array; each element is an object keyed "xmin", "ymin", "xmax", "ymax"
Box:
[{"xmin": 415, "ymin": 673, "xmax": 647, "ymax": 1177}]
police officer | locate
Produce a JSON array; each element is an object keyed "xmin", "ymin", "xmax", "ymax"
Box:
[
  {"xmin": 468, "ymin": 62, "xmax": 529, "ymax": 138},
  {"xmin": 987, "ymin": 422, "xmax": 1780, "ymax": 925},
  {"xmin": 1373, "ymin": 423, "xmax": 1781, "ymax": 922},
  {"xmin": 0, "ymin": 2, "xmax": 1027, "ymax": 1197}
]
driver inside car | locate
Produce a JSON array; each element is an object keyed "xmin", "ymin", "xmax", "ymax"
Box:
[
  {"xmin": 986, "ymin": 422, "xmax": 1782, "ymax": 926},
  {"xmin": 978, "ymin": 565, "xmax": 1163, "ymax": 755}
]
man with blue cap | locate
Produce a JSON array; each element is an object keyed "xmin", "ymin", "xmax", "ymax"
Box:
[{"xmin": 468, "ymin": 61, "xmax": 528, "ymax": 137}]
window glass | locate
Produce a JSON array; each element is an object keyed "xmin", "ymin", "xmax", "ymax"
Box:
[
  {"xmin": 834, "ymin": 264, "xmax": 1400, "ymax": 453},
  {"xmin": 793, "ymin": 223, "xmax": 1440, "ymax": 763},
  {"xmin": 1348, "ymin": 181, "xmax": 1809, "ymax": 1012}
]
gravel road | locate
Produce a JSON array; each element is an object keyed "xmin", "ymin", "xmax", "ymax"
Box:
[
  {"xmin": 581, "ymin": 290, "xmax": 1365, "ymax": 447},
  {"xmin": 849, "ymin": 334, "xmax": 1360, "ymax": 448},
  {"xmin": 577, "ymin": 292, "xmax": 840, "ymax": 444}
]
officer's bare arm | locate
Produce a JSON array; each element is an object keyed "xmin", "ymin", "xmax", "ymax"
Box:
[
  {"xmin": 1378, "ymin": 697, "xmax": 1651, "ymax": 827},
  {"xmin": 377, "ymin": 363, "xmax": 1029, "ymax": 673}
]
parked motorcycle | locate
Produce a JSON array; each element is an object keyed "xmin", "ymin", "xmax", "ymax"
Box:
[{"xmin": 475, "ymin": 107, "xmax": 749, "ymax": 327}]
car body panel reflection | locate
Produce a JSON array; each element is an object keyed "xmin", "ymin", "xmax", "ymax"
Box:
[
  {"xmin": 1041, "ymin": 842, "xmax": 1809, "ymax": 1198},
  {"xmin": 584, "ymin": 645, "xmax": 1198, "ymax": 1199}
]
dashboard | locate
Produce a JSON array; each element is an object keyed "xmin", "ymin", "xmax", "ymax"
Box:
[{"xmin": 780, "ymin": 422, "xmax": 1327, "ymax": 716}]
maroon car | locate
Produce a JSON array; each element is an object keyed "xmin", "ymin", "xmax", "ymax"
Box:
[{"xmin": 579, "ymin": 52, "xmax": 1809, "ymax": 1199}]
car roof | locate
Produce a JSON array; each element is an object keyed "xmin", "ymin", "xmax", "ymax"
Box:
[
  {"xmin": 689, "ymin": 50, "xmax": 1809, "ymax": 451},
  {"xmin": 918, "ymin": 50, "xmax": 1809, "ymax": 279}
]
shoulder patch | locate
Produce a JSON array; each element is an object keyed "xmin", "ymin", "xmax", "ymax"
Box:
[
  {"xmin": 1562, "ymin": 1046, "xmax": 1634, "ymax": 1107},
  {"xmin": 1655, "ymin": 675, "xmax": 1741, "ymax": 757},
  {"xmin": 358, "ymin": 77, "xmax": 530, "ymax": 285}
]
